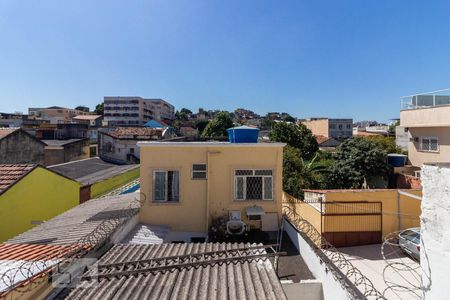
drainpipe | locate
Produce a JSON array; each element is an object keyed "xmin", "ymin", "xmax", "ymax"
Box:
[{"xmin": 397, "ymin": 190, "xmax": 402, "ymax": 231}]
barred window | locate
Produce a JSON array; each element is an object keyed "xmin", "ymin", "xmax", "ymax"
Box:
[
  {"xmin": 234, "ymin": 169, "xmax": 273, "ymax": 201},
  {"xmin": 421, "ymin": 137, "xmax": 439, "ymax": 152},
  {"xmin": 153, "ymin": 170, "xmax": 179, "ymax": 202},
  {"xmin": 192, "ymin": 164, "xmax": 207, "ymax": 179}
]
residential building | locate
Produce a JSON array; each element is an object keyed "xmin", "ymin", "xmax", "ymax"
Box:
[
  {"xmin": 395, "ymin": 125, "xmax": 409, "ymax": 151},
  {"xmin": 296, "ymin": 189, "xmax": 422, "ymax": 247},
  {"xmin": 28, "ymin": 106, "xmax": 90, "ymax": 124},
  {"xmin": 99, "ymin": 127, "xmax": 174, "ymax": 164},
  {"xmin": 400, "ymin": 89, "xmax": 450, "ymax": 167},
  {"xmin": 72, "ymin": 114, "xmax": 103, "ymax": 146},
  {"xmin": 49, "ymin": 157, "xmax": 139, "ymax": 200},
  {"xmin": 315, "ymin": 135, "xmax": 340, "ymax": 149},
  {"xmin": 138, "ymin": 140, "xmax": 285, "ymax": 242},
  {"xmin": 103, "ymin": 96, "xmax": 175, "ymax": 126},
  {"xmin": 0, "ymin": 164, "xmax": 80, "ymax": 242},
  {"xmin": 35, "ymin": 123, "xmax": 88, "ymax": 139},
  {"xmin": 0, "ymin": 112, "xmax": 25, "ymax": 127},
  {"xmin": 0, "ymin": 128, "xmax": 46, "ymax": 165},
  {"xmin": 301, "ymin": 118, "xmax": 353, "ymax": 139},
  {"xmin": 42, "ymin": 138, "xmax": 90, "ymax": 165},
  {"xmin": 179, "ymin": 126, "xmax": 199, "ymax": 138}
]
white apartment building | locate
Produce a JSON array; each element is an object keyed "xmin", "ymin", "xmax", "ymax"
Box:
[
  {"xmin": 104, "ymin": 96, "xmax": 175, "ymax": 126},
  {"xmin": 400, "ymin": 89, "xmax": 450, "ymax": 167}
]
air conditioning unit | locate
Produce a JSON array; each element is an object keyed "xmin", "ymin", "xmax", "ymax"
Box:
[{"xmin": 410, "ymin": 137, "xmax": 419, "ymax": 142}]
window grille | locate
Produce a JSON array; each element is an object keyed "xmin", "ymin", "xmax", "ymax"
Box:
[
  {"xmin": 421, "ymin": 137, "xmax": 439, "ymax": 152},
  {"xmin": 192, "ymin": 164, "xmax": 207, "ymax": 179},
  {"xmin": 234, "ymin": 169, "xmax": 273, "ymax": 200},
  {"xmin": 153, "ymin": 170, "xmax": 179, "ymax": 202}
]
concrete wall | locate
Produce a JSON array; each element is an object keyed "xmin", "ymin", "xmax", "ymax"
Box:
[
  {"xmin": 283, "ymin": 219, "xmax": 350, "ymax": 300},
  {"xmin": 99, "ymin": 133, "xmax": 139, "ymax": 164},
  {"xmin": 44, "ymin": 140, "xmax": 90, "ymax": 166},
  {"xmin": 303, "ymin": 189, "xmax": 422, "ymax": 237},
  {"xmin": 0, "ymin": 167, "xmax": 80, "ymax": 242},
  {"xmin": 139, "ymin": 143, "xmax": 284, "ymax": 233},
  {"xmin": 395, "ymin": 126, "xmax": 409, "ymax": 151},
  {"xmin": 407, "ymin": 127, "xmax": 450, "ymax": 167},
  {"xmin": 420, "ymin": 164, "xmax": 450, "ymax": 299},
  {"xmin": 302, "ymin": 119, "xmax": 329, "ymax": 137},
  {"xmin": 0, "ymin": 130, "xmax": 45, "ymax": 164},
  {"xmin": 400, "ymin": 105, "xmax": 450, "ymax": 127}
]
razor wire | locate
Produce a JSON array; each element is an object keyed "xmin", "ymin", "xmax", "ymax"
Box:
[
  {"xmin": 381, "ymin": 231, "xmax": 429, "ymax": 300},
  {"xmin": 282, "ymin": 200, "xmax": 386, "ymax": 300},
  {"xmin": 0, "ymin": 191, "xmax": 146, "ymax": 300}
]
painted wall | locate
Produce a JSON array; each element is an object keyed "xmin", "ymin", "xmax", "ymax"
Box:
[
  {"xmin": 421, "ymin": 164, "xmax": 450, "ymax": 299},
  {"xmin": 90, "ymin": 167, "xmax": 140, "ymax": 198},
  {"xmin": 139, "ymin": 144, "xmax": 284, "ymax": 233},
  {"xmin": 302, "ymin": 119, "xmax": 329, "ymax": 137},
  {"xmin": 0, "ymin": 167, "xmax": 80, "ymax": 242},
  {"xmin": 303, "ymin": 189, "xmax": 422, "ymax": 237},
  {"xmin": 406, "ymin": 127, "xmax": 450, "ymax": 167},
  {"xmin": 400, "ymin": 105, "xmax": 450, "ymax": 128}
]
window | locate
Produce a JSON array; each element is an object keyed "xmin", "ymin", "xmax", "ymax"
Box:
[
  {"xmin": 192, "ymin": 164, "xmax": 207, "ymax": 179},
  {"xmin": 153, "ymin": 170, "xmax": 179, "ymax": 202},
  {"xmin": 338, "ymin": 124, "xmax": 343, "ymax": 130},
  {"xmin": 346, "ymin": 124, "xmax": 351, "ymax": 129},
  {"xmin": 234, "ymin": 169, "xmax": 273, "ymax": 200},
  {"xmin": 421, "ymin": 137, "xmax": 439, "ymax": 152},
  {"xmin": 130, "ymin": 148, "xmax": 134, "ymax": 154}
]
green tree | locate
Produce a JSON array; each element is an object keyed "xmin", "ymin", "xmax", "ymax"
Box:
[
  {"xmin": 201, "ymin": 111, "xmax": 234, "ymax": 137},
  {"xmin": 365, "ymin": 135, "xmax": 403, "ymax": 154},
  {"xmin": 95, "ymin": 103, "xmax": 104, "ymax": 115},
  {"xmin": 327, "ymin": 137, "xmax": 390, "ymax": 188},
  {"xmin": 270, "ymin": 122, "xmax": 318, "ymax": 160},
  {"xmin": 194, "ymin": 120, "xmax": 210, "ymax": 135}
]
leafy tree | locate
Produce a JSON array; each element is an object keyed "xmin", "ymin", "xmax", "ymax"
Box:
[
  {"xmin": 270, "ymin": 122, "xmax": 318, "ymax": 160},
  {"xmin": 327, "ymin": 137, "xmax": 390, "ymax": 189},
  {"xmin": 388, "ymin": 120, "xmax": 400, "ymax": 133},
  {"xmin": 180, "ymin": 108, "xmax": 192, "ymax": 115},
  {"xmin": 201, "ymin": 111, "xmax": 234, "ymax": 137},
  {"xmin": 95, "ymin": 103, "xmax": 104, "ymax": 115},
  {"xmin": 364, "ymin": 135, "xmax": 403, "ymax": 154},
  {"xmin": 194, "ymin": 120, "xmax": 210, "ymax": 135}
]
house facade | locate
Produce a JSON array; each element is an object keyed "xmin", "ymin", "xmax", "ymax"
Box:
[
  {"xmin": 400, "ymin": 90, "xmax": 450, "ymax": 167},
  {"xmin": 0, "ymin": 128, "xmax": 46, "ymax": 165},
  {"xmin": 138, "ymin": 141, "xmax": 285, "ymax": 242}
]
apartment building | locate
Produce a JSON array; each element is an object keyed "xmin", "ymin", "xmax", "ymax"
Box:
[
  {"xmin": 400, "ymin": 89, "xmax": 450, "ymax": 167},
  {"xmin": 103, "ymin": 96, "xmax": 175, "ymax": 126},
  {"xmin": 28, "ymin": 106, "xmax": 90, "ymax": 124},
  {"xmin": 138, "ymin": 137, "xmax": 285, "ymax": 242},
  {"xmin": 301, "ymin": 118, "xmax": 353, "ymax": 139}
]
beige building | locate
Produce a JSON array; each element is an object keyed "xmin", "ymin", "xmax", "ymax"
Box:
[
  {"xmin": 400, "ymin": 90, "xmax": 450, "ymax": 167},
  {"xmin": 138, "ymin": 141, "xmax": 285, "ymax": 242},
  {"xmin": 301, "ymin": 118, "xmax": 353, "ymax": 139},
  {"xmin": 28, "ymin": 106, "xmax": 90, "ymax": 124},
  {"xmin": 104, "ymin": 96, "xmax": 175, "ymax": 126}
]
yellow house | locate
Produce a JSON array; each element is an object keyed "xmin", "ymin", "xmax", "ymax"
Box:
[
  {"xmin": 0, "ymin": 164, "xmax": 81, "ymax": 242},
  {"xmin": 138, "ymin": 141, "xmax": 285, "ymax": 242},
  {"xmin": 286, "ymin": 189, "xmax": 422, "ymax": 247}
]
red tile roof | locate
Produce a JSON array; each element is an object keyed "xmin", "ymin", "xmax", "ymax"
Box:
[
  {"xmin": 315, "ymin": 135, "xmax": 331, "ymax": 145},
  {"xmin": 105, "ymin": 127, "xmax": 163, "ymax": 139},
  {"xmin": 0, "ymin": 165, "xmax": 36, "ymax": 194},
  {"xmin": 0, "ymin": 128, "xmax": 18, "ymax": 139},
  {"xmin": 0, "ymin": 243, "xmax": 79, "ymax": 261}
]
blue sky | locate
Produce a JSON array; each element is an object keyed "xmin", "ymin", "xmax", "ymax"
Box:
[{"xmin": 1, "ymin": 0, "xmax": 450, "ymax": 122}]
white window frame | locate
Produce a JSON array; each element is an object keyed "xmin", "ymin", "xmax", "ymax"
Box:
[
  {"xmin": 420, "ymin": 136, "xmax": 439, "ymax": 152},
  {"xmin": 191, "ymin": 163, "xmax": 207, "ymax": 180},
  {"xmin": 152, "ymin": 170, "xmax": 180, "ymax": 202},
  {"xmin": 234, "ymin": 169, "xmax": 273, "ymax": 201}
]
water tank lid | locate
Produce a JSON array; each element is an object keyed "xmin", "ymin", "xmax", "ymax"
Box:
[
  {"xmin": 227, "ymin": 125, "xmax": 259, "ymax": 130},
  {"xmin": 387, "ymin": 153, "xmax": 407, "ymax": 157}
]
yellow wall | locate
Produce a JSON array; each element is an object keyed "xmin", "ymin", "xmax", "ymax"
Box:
[
  {"xmin": 0, "ymin": 167, "xmax": 80, "ymax": 242},
  {"xmin": 139, "ymin": 144, "xmax": 284, "ymax": 233},
  {"xmin": 315, "ymin": 189, "xmax": 422, "ymax": 236},
  {"xmin": 90, "ymin": 167, "xmax": 140, "ymax": 198}
]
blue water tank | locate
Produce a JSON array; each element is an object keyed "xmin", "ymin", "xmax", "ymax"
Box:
[
  {"xmin": 227, "ymin": 125, "xmax": 260, "ymax": 143},
  {"xmin": 387, "ymin": 154, "xmax": 407, "ymax": 167}
]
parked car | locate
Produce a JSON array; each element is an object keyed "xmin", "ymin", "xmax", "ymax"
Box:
[{"xmin": 398, "ymin": 227, "xmax": 420, "ymax": 261}]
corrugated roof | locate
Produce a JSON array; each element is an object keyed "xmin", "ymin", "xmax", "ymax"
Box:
[
  {"xmin": 0, "ymin": 164, "xmax": 36, "ymax": 194},
  {"xmin": 48, "ymin": 158, "xmax": 139, "ymax": 185},
  {"xmin": 120, "ymin": 224, "xmax": 170, "ymax": 245},
  {"xmin": 7, "ymin": 194, "xmax": 139, "ymax": 245},
  {"xmin": 66, "ymin": 243, "xmax": 287, "ymax": 300}
]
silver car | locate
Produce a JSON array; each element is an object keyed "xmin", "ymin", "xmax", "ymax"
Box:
[{"xmin": 398, "ymin": 227, "xmax": 420, "ymax": 261}]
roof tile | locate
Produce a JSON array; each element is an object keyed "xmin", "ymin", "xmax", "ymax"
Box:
[{"xmin": 0, "ymin": 165, "xmax": 35, "ymax": 194}]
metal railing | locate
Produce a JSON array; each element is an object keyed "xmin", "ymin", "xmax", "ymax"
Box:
[{"xmin": 401, "ymin": 88, "xmax": 450, "ymax": 110}]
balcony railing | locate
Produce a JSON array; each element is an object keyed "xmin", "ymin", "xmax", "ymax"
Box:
[{"xmin": 401, "ymin": 88, "xmax": 450, "ymax": 110}]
